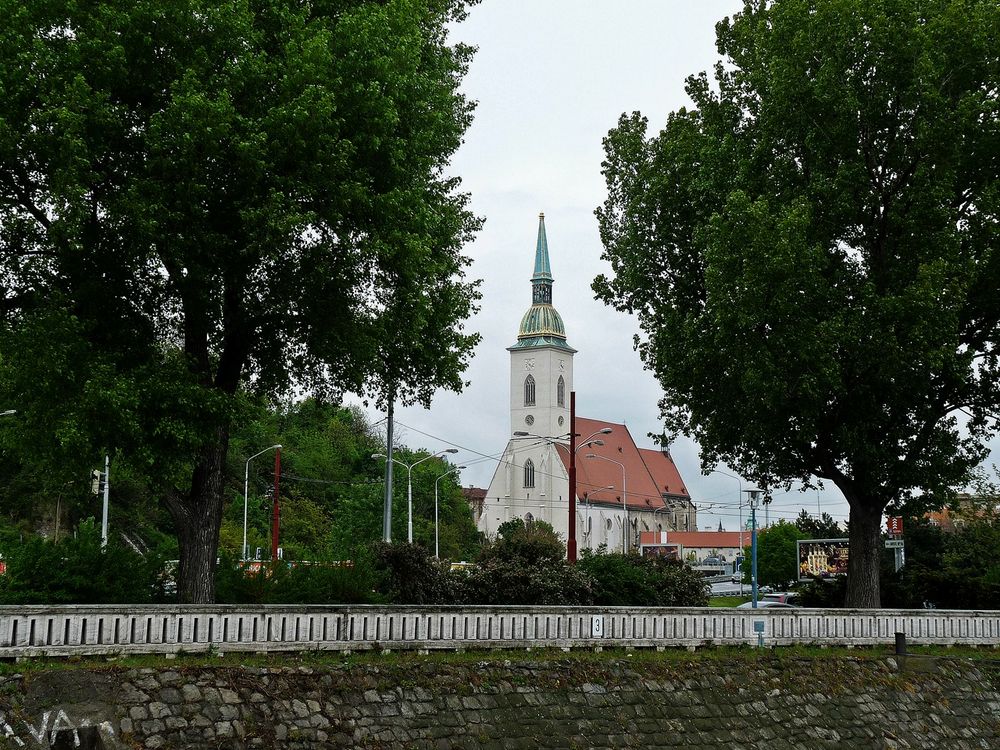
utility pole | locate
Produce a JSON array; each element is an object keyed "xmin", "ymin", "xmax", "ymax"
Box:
[
  {"xmin": 383, "ymin": 397, "xmax": 395, "ymax": 543},
  {"xmin": 271, "ymin": 446, "xmax": 282, "ymax": 559}
]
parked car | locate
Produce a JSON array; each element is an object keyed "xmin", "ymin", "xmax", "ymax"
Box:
[{"xmin": 736, "ymin": 600, "xmax": 799, "ymax": 609}]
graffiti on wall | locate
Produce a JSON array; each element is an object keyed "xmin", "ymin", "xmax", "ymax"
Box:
[{"xmin": 0, "ymin": 709, "xmax": 116, "ymax": 747}]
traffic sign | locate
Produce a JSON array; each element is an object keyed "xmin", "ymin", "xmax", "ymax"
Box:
[
  {"xmin": 886, "ymin": 516, "xmax": 904, "ymax": 535},
  {"xmin": 884, "ymin": 539, "xmax": 904, "ymax": 549}
]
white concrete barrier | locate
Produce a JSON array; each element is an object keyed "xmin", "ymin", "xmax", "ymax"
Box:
[{"xmin": 1, "ymin": 605, "xmax": 998, "ymax": 658}]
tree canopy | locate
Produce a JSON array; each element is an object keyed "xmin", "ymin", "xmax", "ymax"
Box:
[
  {"xmin": 0, "ymin": 0, "xmax": 481, "ymax": 601},
  {"xmin": 596, "ymin": 0, "xmax": 1000, "ymax": 606}
]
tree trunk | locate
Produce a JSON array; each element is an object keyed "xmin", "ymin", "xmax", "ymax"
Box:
[
  {"xmin": 167, "ymin": 427, "xmax": 231, "ymax": 604},
  {"xmin": 844, "ymin": 500, "xmax": 882, "ymax": 608}
]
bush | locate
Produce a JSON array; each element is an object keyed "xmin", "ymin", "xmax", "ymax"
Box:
[
  {"xmin": 578, "ymin": 548, "xmax": 710, "ymax": 607},
  {"xmin": 214, "ymin": 552, "xmax": 378, "ymax": 605},
  {"xmin": 462, "ymin": 556, "xmax": 594, "ymax": 605},
  {"xmin": 0, "ymin": 519, "xmax": 168, "ymax": 604},
  {"xmin": 368, "ymin": 542, "xmax": 462, "ymax": 605}
]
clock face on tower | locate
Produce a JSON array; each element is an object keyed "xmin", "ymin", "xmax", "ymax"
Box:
[{"xmin": 525, "ymin": 415, "xmax": 534, "ymax": 426}]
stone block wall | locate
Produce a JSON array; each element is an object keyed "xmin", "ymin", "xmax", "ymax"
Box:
[{"xmin": 0, "ymin": 653, "xmax": 998, "ymax": 748}]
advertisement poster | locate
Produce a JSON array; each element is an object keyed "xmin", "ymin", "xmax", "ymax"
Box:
[
  {"xmin": 641, "ymin": 543, "xmax": 681, "ymax": 561},
  {"xmin": 797, "ymin": 538, "xmax": 850, "ymax": 581}
]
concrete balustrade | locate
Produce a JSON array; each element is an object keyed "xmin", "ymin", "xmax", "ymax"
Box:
[{"xmin": 1, "ymin": 605, "xmax": 998, "ymax": 658}]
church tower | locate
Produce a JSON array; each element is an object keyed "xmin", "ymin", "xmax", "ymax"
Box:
[{"xmin": 508, "ymin": 213, "xmax": 576, "ymax": 441}]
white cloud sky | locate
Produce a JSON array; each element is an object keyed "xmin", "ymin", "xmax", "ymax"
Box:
[{"xmin": 350, "ymin": 0, "xmax": 998, "ymax": 532}]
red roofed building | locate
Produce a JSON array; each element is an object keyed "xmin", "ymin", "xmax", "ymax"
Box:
[{"xmin": 478, "ymin": 215, "xmax": 697, "ymax": 553}]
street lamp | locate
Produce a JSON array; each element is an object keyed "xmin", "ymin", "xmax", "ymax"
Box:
[
  {"xmin": 434, "ymin": 465, "xmax": 466, "ymax": 559},
  {"xmin": 745, "ymin": 489, "xmax": 763, "ymax": 608},
  {"xmin": 243, "ymin": 444, "xmax": 282, "ymax": 561},
  {"xmin": 586, "ymin": 453, "xmax": 628, "ymax": 554},
  {"xmin": 373, "ymin": 449, "xmax": 459, "ymax": 543}
]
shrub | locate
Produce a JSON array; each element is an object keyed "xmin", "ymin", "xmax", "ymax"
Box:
[
  {"xmin": 578, "ymin": 548, "xmax": 710, "ymax": 607},
  {"xmin": 214, "ymin": 552, "xmax": 378, "ymax": 605},
  {"xmin": 0, "ymin": 519, "xmax": 168, "ymax": 604},
  {"xmin": 368, "ymin": 542, "xmax": 462, "ymax": 605}
]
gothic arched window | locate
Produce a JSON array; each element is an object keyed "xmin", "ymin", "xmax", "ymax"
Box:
[
  {"xmin": 523, "ymin": 459, "xmax": 535, "ymax": 488},
  {"xmin": 524, "ymin": 375, "xmax": 536, "ymax": 406},
  {"xmin": 557, "ymin": 375, "xmax": 565, "ymax": 407}
]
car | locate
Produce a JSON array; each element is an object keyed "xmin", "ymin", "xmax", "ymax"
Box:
[
  {"xmin": 762, "ymin": 591, "xmax": 799, "ymax": 604},
  {"xmin": 736, "ymin": 600, "xmax": 799, "ymax": 609}
]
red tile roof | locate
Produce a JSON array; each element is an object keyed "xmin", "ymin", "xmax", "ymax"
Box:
[{"xmin": 553, "ymin": 417, "xmax": 690, "ymax": 511}]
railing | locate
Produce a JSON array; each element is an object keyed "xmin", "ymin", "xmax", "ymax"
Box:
[{"xmin": 1, "ymin": 605, "xmax": 999, "ymax": 658}]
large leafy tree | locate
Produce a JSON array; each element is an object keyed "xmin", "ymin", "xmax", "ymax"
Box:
[
  {"xmin": 0, "ymin": 0, "xmax": 481, "ymax": 602},
  {"xmin": 596, "ymin": 0, "xmax": 1000, "ymax": 606}
]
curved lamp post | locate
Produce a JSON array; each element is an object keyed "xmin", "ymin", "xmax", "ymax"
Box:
[
  {"xmin": 586, "ymin": 453, "xmax": 628, "ymax": 554},
  {"xmin": 373, "ymin": 449, "xmax": 459, "ymax": 543},
  {"xmin": 243, "ymin": 444, "xmax": 282, "ymax": 560},
  {"xmin": 434, "ymin": 465, "xmax": 466, "ymax": 558}
]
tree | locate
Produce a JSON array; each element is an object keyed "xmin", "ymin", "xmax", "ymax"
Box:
[
  {"xmin": 596, "ymin": 0, "xmax": 1000, "ymax": 607},
  {"xmin": 740, "ymin": 520, "xmax": 805, "ymax": 590},
  {"xmin": 0, "ymin": 0, "xmax": 481, "ymax": 602},
  {"xmin": 794, "ymin": 510, "xmax": 843, "ymax": 540}
]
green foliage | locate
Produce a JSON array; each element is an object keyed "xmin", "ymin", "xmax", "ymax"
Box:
[
  {"xmin": 0, "ymin": 520, "xmax": 169, "ymax": 604},
  {"xmin": 484, "ymin": 518, "xmax": 565, "ymax": 565},
  {"xmin": 740, "ymin": 521, "xmax": 805, "ymax": 590},
  {"xmin": 369, "ymin": 542, "xmax": 461, "ymax": 605},
  {"xmin": 461, "ymin": 520, "xmax": 592, "ymax": 605},
  {"xmin": 595, "ymin": 0, "xmax": 1000, "ymax": 607},
  {"xmin": 214, "ymin": 553, "xmax": 377, "ymax": 606},
  {"xmin": 0, "ymin": 0, "xmax": 482, "ymax": 602},
  {"xmin": 577, "ymin": 549, "xmax": 709, "ymax": 607},
  {"xmin": 882, "ymin": 515, "xmax": 1000, "ymax": 610},
  {"xmin": 794, "ymin": 510, "xmax": 843, "ymax": 540}
]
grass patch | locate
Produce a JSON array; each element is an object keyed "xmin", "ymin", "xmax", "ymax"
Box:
[
  {"xmin": 2, "ymin": 642, "xmax": 999, "ymax": 676},
  {"xmin": 709, "ymin": 596, "xmax": 751, "ymax": 607}
]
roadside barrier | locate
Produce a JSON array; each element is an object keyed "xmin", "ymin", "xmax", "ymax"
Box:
[{"xmin": 2, "ymin": 605, "xmax": 998, "ymax": 658}]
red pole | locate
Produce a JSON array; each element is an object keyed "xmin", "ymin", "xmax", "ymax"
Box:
[
  {"xmin": 271, "ymin": 447, "xmax": 281, "ymax": 559},
  {"xmin": 568, "ymin": 391, "xmax": 577, "ymax": 563}
]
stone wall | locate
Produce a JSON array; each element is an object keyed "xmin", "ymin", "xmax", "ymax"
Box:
[{"xmin": 1, "ymin": 652, "xmax": 998, "ymax": 749}]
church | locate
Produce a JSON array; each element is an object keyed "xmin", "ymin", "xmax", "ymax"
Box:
[{"xmin": 476, "ymin": 215, "xmax": 697, "ymax": 553}]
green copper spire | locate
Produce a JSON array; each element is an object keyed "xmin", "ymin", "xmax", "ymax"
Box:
[
  {"xmin": 532, "ymin": 212, "xmax": 552, "ymax": 282},
  {"xmin": 510, "ymin": 212, "xmax": 576, "ymax": 353},
  {"xmin": 531, "ymin": 213, "xmax": 553, "ymax": 305}
]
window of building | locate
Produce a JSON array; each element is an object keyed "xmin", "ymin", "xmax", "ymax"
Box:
[
  {"xmin": 524, "ymin": 459, "xmax": 535, "ymax": 488},
  {"xmin": 557, "ymin": 375, "xmax": 565, "ymax": 407},
  {"xmin": 524, "ymin": 375, "xmax": 536, "ymax": 406}
]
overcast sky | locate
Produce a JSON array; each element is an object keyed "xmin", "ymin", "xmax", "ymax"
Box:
[{"xmin": 351, "ymin": 1, "xmax": 996, "ymax": 532}]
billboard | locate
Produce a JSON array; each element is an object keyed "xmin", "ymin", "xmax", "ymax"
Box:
[
  {"xmin": 640, "ymin": 543, "xmax": 681, "ymax": 561},
  {"xmin": 797, "ymin": 538, "xmax": 850, "ymax": 582}
]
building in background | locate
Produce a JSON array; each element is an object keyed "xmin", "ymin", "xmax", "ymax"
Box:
[{"xmin": 477, "ymin": 215, "xmax": 697, "ymax": 553}]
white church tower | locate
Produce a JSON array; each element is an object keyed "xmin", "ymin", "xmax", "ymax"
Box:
[
  {"xmin": 479, "ymin": 214, "xmax": 576, "ymax": 539},
  {"xmin": 508, "ymin": 213, "xmax": 576, "ymax": 441}
]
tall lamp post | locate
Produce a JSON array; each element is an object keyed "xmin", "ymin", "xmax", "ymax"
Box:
[
  {"xmin": 586, "ymin": 453, "xmax": 628, "ymax": 554},
  {"xmin": 243, "ymin": 444, "xmax": 282, "ymax": 561},
  {"xmin": 373, "ymin": 449, "xmax": 459, "ymax": 543},
  {"xmin": 434, "ymin": 465, "xmax": 466, "ymax": 558},
  {"xmin": 745, "ymin": 489, "xmax": 763, "ymax": 608},
  {"xmin": 513, "ymin": 425, "xmax": 611, "ymax": 560}
]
